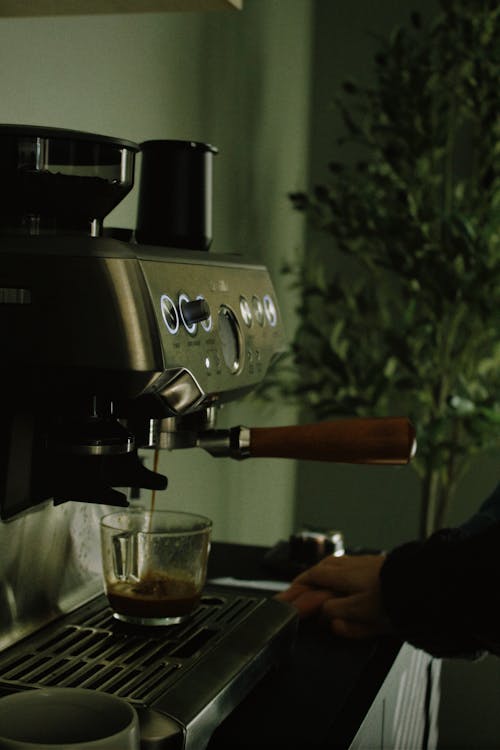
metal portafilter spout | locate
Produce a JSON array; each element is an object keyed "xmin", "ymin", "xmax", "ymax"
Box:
[
  {"xmin": 45, "ymin": 397, "xmax": 168, "ymax": 509},
  {"xmin": 197, "ymin": 417, "xmax": 416, "ymax": 465}
]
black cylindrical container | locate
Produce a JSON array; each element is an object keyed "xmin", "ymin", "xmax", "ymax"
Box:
[{"xmin": 136, "ymin": 139, "xmax": 217, "ymax": 251}]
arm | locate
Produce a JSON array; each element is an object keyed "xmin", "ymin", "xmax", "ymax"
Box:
[
  {"xmin": 276, "ymin": 554, "xmax": 391, "ymax": 639},
  {"xmin": 459, "ymin": 482, "xmax": 500, "ymax": 536},
  {"xmin": 380, "ymin": 522, "xmax": 500, "ymax": 657},
  {"xmin": 277, "ymin": 521, "xmax": 500, "ymax": 658}
]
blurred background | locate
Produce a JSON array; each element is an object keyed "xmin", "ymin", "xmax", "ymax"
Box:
[{"xmin": 0, "ymin": 0, "xmax": 498, "ymax": 746}]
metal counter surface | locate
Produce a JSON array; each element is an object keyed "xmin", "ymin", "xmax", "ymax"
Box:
[{"xmin": 206, "ymin": 541, "xmax": 403, "ymax": 750}]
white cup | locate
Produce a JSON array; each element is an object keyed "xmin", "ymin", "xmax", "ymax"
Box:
[{"xmin": 0, "ymin": 688, "xmax": 140, "ymax": 749}]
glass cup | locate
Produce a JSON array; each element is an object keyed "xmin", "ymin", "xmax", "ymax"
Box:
[{"xmin": 100, "ymin": 509, "xmax": 212, "ymax": 626}]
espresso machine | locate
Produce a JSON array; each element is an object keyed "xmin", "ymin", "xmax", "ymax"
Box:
[{"xmin": 0, "ymin": 125, "xmax": 415, "ymax": 748}]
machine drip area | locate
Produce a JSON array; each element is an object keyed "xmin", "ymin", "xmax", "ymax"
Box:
[{"xmin": 0, "ymin": 581, "xmax": 297, "ymax": 750}]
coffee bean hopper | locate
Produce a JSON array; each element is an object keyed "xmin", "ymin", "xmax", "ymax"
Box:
[{"xmin": 0, "ymin": 126, "xmax": 415, "ymax": 748}]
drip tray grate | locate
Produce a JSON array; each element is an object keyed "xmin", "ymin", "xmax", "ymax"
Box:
[{"xmin": 0, "ymin": 592, "xmax": 262, "ymax": 706}]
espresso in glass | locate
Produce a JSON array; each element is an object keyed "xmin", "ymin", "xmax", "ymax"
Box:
[{"xmin": 101, "ymin": 510, "xmax": 212, "ymax": 625}]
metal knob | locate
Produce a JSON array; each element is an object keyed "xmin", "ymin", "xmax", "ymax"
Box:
[{"xmin": 181, "ymin": 298, "xmax": 211, "ymax": 324}]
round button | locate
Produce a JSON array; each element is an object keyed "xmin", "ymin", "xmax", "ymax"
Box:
[
  {"xmin": 160, "ymin": 294, "xmax": 179, "ymax": 334},
  {"xmin": 218, "ymin": 306, "xmax": 242, "ymax": 373},
  {"xmin": 239, "ymin": 296, "xmax": 252, "ymax": 327},
  {"xmin": 252, "ymin": 295, "xmax": 265, "ymax": 326},
  {"xmin": 263, "ymin": 294, "xmax": 278, "ymax": 327}
]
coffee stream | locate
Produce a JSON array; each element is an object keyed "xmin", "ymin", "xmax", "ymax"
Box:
[
  {"xmin": 150, "ymin": 447, "xmax": 160, "ymax": 518},
  {"xmin": 109, "ymin": 448, "xmax": 199, "ymax": 619}
]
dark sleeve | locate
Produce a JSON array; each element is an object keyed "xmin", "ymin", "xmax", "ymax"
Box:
[
  {"xmin": 459, "ymin": 482, "xmax": 500, "ymax": 536},
  {"xmin": 379, "ymin": 522, "xmax": 500, "ymax": 659}
]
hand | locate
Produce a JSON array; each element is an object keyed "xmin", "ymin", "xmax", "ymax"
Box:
[{"xmin": 276, "ymin": 554, "xmax": 392, "ymax": 639}]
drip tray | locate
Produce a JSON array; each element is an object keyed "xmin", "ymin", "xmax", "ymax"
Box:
[{"xmin": 0, "ymin": 590, "xmax": 297, "ymax": 750}]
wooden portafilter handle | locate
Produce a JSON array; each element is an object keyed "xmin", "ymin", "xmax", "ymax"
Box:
[{"xmin": 248, "ymin": 417, "xmax": 416, "ymax": 465}]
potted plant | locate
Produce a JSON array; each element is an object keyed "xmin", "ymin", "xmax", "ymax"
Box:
[{"xmin": 263, "ymin": 0, "xmax": 500, "ymax": 538}]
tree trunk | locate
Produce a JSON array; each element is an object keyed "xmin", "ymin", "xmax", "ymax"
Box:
[{"xmin": 419, "ymin": 468, "xmax": 456, "ymax": 539}]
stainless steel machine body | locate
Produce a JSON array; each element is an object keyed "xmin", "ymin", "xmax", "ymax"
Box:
[
  {"xmin": 0, "ymin": 124, "xmax": 416, "ymax": 748},
  {"xmin": 0, "ymin": 233, "xmax": 295, "ymax": 749}
]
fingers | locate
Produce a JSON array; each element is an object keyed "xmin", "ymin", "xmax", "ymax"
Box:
[
  {"xmin": 276, "ymin": 583, "xmax": 332, "ymax": 618},
  {"xmin": 277, "ymin": 588, "xmax": 390, "ymax": 635},
  {"xmin": 292, "ymin": 554, "xmax": 385, "ymax": 595},
  {"xmin": 275, "ymin": 553, "xmax": 390, "ymax": 639}
]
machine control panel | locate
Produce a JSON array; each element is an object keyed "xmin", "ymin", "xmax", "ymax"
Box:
[
  {"xmin": 140, "ymin": 253, "xmax": 285, "ymax": 408},
  {"xmin": 0, "ymin": 237, "xmax": 285, "ymax": 414},
  {"xmin": 160, "ymin": 291, "xmax": 276, "ymax": 338}
]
